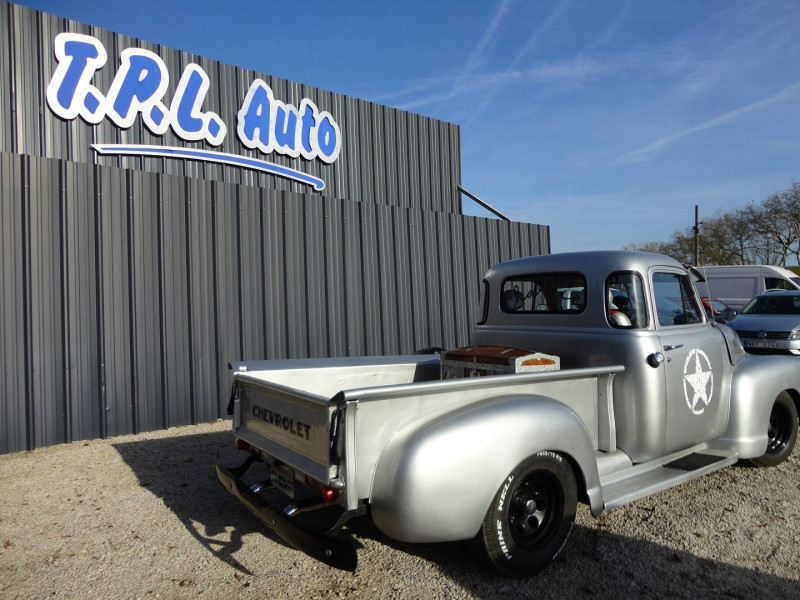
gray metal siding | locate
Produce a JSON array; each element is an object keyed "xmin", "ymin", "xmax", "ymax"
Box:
[{"xmin": 1, "ymin": 152, "xmax": 549, "ymax": 452}]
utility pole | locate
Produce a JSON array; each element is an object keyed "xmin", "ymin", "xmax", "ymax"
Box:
[{"xmin": 692, "ymin": 205, "xmax": 702, "ymax": 265}]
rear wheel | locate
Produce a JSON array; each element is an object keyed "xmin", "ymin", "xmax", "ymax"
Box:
[
  {"xmin": 747, "ymin": 391, "xmax": 798, "ymax": 467},
  {"xmin": 476, "ymin": 451, "xmax": 576, "ymax": 577}
]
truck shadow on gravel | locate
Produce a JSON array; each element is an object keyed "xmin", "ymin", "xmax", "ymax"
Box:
[
  {"xmin": 113, "ymin": 428, "xmax": 300, "ymax": 576},
  {"xmin": 114, "ymin": 431, "xmax": 799, "ymax": 599}
]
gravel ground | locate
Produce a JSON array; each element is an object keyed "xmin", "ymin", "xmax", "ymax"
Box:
[{"xmin": 1, "ymin": 420, "xmax": 799, "ymax": 600}]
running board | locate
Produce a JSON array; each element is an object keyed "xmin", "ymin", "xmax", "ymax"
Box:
[{"xmin": 600, "ymin": 448, "xmax": 738, "ymax": 511}]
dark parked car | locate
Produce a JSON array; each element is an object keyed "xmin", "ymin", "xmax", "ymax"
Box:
[{"xmin": 728, "ymin": 291, "xmax": 800, "ymax": 355}]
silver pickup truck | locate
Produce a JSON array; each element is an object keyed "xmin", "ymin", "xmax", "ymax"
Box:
[{"xmin": 215, "ymin": 251, "xmax": 800, "ymax": 576}]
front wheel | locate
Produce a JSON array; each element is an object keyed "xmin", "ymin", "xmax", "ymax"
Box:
[
  {"xmin": 747, "ymin": 391, "xmax": 798, "ymax": 467},
  {"xmin": 475, "ymin": 451, "xmax": 577, "ymax": 577}
]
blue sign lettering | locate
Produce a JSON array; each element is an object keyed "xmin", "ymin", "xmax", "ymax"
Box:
[
  {"xmin": 46, "ymin": 33, "xmax": 107, "ymax": 123},
  {"xmin": 45, "ymin": 32, "xmax": 341, "ymax": 189},
  {"xmin": 106, "ymin": 49, "xmax": 170, "ymax": 133},
  {"xmin": 237, "ymin": 80, "xmax": 341, "ymax": 164},
  {"xmin": 170, "ymin": 65, "xmax": 225, "ymax": 143},
  {"xmin": 47, "ymin": 33, "xmax": 226, "ymax": 145}
]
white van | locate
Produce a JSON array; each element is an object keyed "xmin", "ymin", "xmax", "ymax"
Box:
[{"xmin": 694, "ymin": 265, "xmax": 800, "ymax": 311}]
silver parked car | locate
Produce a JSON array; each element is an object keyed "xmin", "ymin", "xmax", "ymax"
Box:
[{"xmin": 729, "ymin": 291, "xmax": 800, "ymax": 355}]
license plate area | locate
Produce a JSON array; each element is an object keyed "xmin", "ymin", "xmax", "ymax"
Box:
[
  {"xmin": 270, "ymin": 464, "xmax": 295, "ymax": 499},
  {"xmin": 745, "ymin": 340, "xmax": 778, "ymax": 349}
]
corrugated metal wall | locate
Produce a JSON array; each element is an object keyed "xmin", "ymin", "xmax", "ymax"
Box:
[
  {"xmin": 0, "ymin": 2, "xmax": 551, "ymax": 453},
  {"xmin": 0, "ymin": 152, "xmax": 549, "ymax": 452}
]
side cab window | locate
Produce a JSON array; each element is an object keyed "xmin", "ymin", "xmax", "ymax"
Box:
[
  {"xmin": 606, "ymin": 272, "xmax": 647, "ymax": 328},
  {"xmin": 652, "ymin": 272, "xmax": 703, "ymax": 326}
]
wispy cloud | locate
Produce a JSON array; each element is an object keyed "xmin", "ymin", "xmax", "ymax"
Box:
[
  {"xmin": 431, "ymin": 0, "xmax": 514, "ymax": 112},
  {"xmin": 394, "ymin": 0, "xmax": 575, "ymax": 118},
  {"xmin": 507, "ymin": 0, "xmax": 571, "ymax": 70},
  {"xmin": 460, "ymin": 0, "xmax": 514, "ymax": 77},
  {"xmin": 461, "ymin": 0, "xmax": 571, "ymax": 125},
  {"xmin": 366, "ymin": 0, "xmax": 515, "ymax": 115},
  {"xmin": 616, "ymin": 79, "xmax": 800, "ymax": 164},
  {"xmin": 584, "ymin": 0, "xmax": 631, "ymax": 52},
  {"xmin": 391, "ymin": 54, "xmax": 611, "ymax": 113},
  {"xmin": 379, "ymin": 0, "xmax": 620, "ymax": 118}
]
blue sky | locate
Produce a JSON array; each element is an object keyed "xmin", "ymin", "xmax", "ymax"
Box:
[{"xmin": 18, "ymin": 0, "xmax": 800, "ymax": 252}]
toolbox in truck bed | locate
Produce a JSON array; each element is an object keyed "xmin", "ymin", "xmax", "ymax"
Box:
[{"xmin": 440, "ymin": 345, "xmax": 560, "ymax": 379}]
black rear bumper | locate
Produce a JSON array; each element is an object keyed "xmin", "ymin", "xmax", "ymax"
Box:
[{"xmin": 214, "ymin": 456, "xmax": 357, "ymax": 571}]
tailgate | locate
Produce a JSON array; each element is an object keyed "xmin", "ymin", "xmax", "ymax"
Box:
[{"xmin": 234, "ymin": 374, "xmax": 337, "ymax": 484}]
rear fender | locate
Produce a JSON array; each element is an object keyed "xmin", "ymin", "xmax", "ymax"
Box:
[
  {"xmin": 713, "ymin": 354, "xmax": 800, "ymax": 457},
  {"xmin": 369, "ymin": 395, "xmax": 599, "ymax": 544}
]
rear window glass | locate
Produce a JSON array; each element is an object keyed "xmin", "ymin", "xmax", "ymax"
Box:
[
  {"xmin": 501, "ymin": 273, "xmax": 587, "ymax": 314},
  {"xmin": 742, "ymin": 294, "xmax": 800, "ymax": 315}
]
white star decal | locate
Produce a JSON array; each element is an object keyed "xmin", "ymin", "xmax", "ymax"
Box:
[{"xmin": 683, "ymin": 349, "xmax": 713, "ymax": 415}]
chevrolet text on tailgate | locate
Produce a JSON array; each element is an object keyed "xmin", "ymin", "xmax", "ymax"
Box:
[{"xmin": 215, "ymin": 251, "xmax": 800, "ymax": 576}]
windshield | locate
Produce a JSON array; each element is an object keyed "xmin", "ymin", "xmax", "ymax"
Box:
[{"xmin": 741, "ymin": 294, "xmax": 800, "ymax": 315}]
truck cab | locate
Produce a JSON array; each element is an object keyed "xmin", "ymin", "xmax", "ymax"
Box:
[{"xmin": 472, "ymin": 251, "xmax": 742, "ymax": 462}]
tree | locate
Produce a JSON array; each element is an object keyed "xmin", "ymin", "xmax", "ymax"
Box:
[
  {"xmin": 752, "ymin": 182, "xmax": 800, "ymax": 265},
  {"xmin": 626, "ymin": 181, "xmax": 800, "ymax": 266},
  {"xmin": 624, "ymin": 230, "xmax": 694, "ymax": 264}
]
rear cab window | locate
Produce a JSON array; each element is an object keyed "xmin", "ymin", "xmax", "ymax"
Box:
[{"xmin": 501, "ymin": 272, "xmax": 587, "ymax": 314}]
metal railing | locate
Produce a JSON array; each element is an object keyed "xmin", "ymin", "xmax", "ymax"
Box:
[{"xmin": 458, "ymin": 185, "xmax": 511, "ymax": 221}]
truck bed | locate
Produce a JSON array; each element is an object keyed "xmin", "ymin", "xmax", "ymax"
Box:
[{"xmin": 229, "ymin": 354, "xmax": 622, "ymax": 511}]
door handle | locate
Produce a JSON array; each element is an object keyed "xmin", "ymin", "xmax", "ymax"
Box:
[
  {"xmin": 647, "ymin": 352, "xmax": 666, "ymax": 368},
  {"xmin": 663, "ymin": 344, "xmax": 684, "ymax": 351}
]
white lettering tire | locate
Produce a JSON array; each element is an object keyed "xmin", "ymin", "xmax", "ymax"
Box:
[{"xmin": 476, "ymin": 451, "xmax": 577, "ymax": 577}]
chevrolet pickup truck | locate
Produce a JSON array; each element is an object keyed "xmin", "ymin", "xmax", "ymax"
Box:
[{"xmin": 215, "ymin": 251, "xmax": 800, "ymax": 576}]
